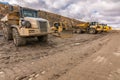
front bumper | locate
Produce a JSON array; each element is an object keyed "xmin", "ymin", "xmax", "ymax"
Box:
[{"xmin": 19, "ymin": 28, "xmax": 52, "ymax": 37}]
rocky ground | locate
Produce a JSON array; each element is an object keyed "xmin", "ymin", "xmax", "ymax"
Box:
[{"xmin": 0, "ymin": 31, "xmax": 119, "ymax": 80}]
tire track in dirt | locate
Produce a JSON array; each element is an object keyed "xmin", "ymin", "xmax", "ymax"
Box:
[
  {"xmin": 56, "ymin": 31, "xmax": 120, "ymax": 80},
  {"xmin": 0, "ymin": 33, "xmax": 106, "ymax": 68}
]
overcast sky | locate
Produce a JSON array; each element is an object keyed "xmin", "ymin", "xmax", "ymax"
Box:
[{"xmin": 0, "ymin": 0, "xmax": 120, "ymax": 27}]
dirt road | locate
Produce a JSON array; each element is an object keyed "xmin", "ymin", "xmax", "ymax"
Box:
[
  {"xmin": 57, "ymin": 31, "xmax": 120, "ymax": 80},
  {"xmin": 0, "ymin": 31, "xmax": 119, "ymax": 80}
]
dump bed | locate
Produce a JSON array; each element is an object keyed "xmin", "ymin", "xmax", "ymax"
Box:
[
  {"xmin": 1, "ymin": 12, "xmax": 20, "ymax": 25},
  {"xmin": 74, "ymin": 22, "xmax": 89, "ymax": 29}
]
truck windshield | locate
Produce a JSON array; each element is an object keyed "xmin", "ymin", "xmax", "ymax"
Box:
[
  {"xmin": 101, "ymin": 24, "xmax": 107, "ymax": 26},
  {"xmin": 22, "ymin": 9, "xmax": 38, "ymax": 18},
  {"xmin": 90, "ymin": 22, "xmax": 98, "ymax": 25}
]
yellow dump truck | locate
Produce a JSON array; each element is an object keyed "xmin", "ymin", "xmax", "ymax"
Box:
[
  {"xmin": 73, "ymin": 22, "xmax": 103, "ymax": 34},
  {"xmin": 1, "ymin": 5, "xmax": 52, "ymax": 46},
  {"xmin": 51, "ymin": 22, "xmax": 104, "ymax": 34}
]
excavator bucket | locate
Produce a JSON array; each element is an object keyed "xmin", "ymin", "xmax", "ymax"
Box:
[
  {"xmin": 52, "ymin": 29, "xmax": 73, "ymax": 38},
  {"xmin": 59, "ymin": 30, "xmax": 73, "ymax": 38}
]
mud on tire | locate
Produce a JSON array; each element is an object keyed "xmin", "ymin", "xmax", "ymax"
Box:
[
  {"xmin": 3, "ymin": 25, "xmax": 12, "ymax": 41},
  {"xmin": 12, "ymin": 28, "xmax": 26, "ymax": 46}
]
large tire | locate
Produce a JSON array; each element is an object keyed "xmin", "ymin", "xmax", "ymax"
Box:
[
  {"xmin": 88, "ymin": 28, "xmax": 97, "ymax": 34},
  {"xmin": 37, "ymin": 35, "xmax": 48, "ymax": 42},
  {"xmin": 3, "ymin": 25, "xmax": 12, "ymax": 41},
  {"xmin": 12, "ymin": 28, "xmax": 26, "ymax": 46}
]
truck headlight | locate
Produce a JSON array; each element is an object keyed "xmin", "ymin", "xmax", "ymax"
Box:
[{"xmin": 21, "ymin": 20, "xmax": 31, "ymax": 28}]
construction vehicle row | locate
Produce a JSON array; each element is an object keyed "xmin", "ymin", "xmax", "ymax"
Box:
[
  {"xmin": 0, "ymin": 5, "xmax": 112, "ymax": 46},
  {"xmin": 51, "ymin": 22, "xmax": 112, "ymax": 34}
]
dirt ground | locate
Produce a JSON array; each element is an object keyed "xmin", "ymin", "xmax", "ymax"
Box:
[{"xmin": 0, "ymin": 31, "xmax": 120, "ymax": 80}]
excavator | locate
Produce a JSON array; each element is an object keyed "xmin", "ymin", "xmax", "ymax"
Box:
[
  {"xmin": 51, "ymin": 22, "xmax": 64, "ymax": 34},
  {"xmin": 51, "ymin": 22, "xmax": 73, "ymax": 38}
]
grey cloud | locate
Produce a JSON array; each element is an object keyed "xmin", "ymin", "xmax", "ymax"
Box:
[
  {"xmin": 103, "ymin": 0, "xmax": 120, "ymax": 2},
  {"xmin": 0, "ymin": 0, "xmax": 120, "ymax": 27}
]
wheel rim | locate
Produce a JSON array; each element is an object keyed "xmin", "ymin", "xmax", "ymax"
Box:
[
  {"xmin": 89, "ymin": 29, "xmax": 95, "ymax": 34},
  {"xmin": 77, "ymin": 30, "xmax": 79, "ymax": 33},
  {"xmin": 77, "ymin": 29, "xmax": 81, "ymax": 33}
]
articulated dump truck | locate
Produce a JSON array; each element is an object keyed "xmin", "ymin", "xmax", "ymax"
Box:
[
  {"xmin": 51, "ymin": 22, "xmax": 105, "ymax": 35},
  {"xmin": 1, "ymin": 5, "xmax": 52, "ymax": 46},
  {"xmin": 73, "ymin": 22, "xmax": 104, "ymax": 34}
]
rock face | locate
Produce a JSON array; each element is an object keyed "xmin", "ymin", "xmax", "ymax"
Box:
[{"xmin": 0, "ymin": 3, "xmax": 84, "ymax": 29}]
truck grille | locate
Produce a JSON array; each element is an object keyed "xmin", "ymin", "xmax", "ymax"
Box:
[{"xmin": 39, "ymin": 21, "xmax": 47, "ymax": 32}]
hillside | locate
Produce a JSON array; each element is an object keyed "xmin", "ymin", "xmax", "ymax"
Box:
[{"xmin": 39, "ymin": 10, "xmax": 83, "ymax": 27}]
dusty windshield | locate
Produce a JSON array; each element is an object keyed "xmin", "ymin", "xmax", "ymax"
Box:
[
  {"xmin": 90, "ymin": 22, "xmax": 98, "ymax": 25},
  {"xmin": 23, "ymin": 9, "xmax": 38, "ymax": 18}
]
